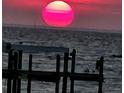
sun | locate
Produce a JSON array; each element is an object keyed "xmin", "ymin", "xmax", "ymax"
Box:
[{"xmin": 42, "ymin": 1, "xmax": 74, "ymax": 27}]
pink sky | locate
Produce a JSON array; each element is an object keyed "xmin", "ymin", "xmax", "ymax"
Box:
[{"xmin": 3, "ymin": 0, "xmax": 122, "ymax": 31}]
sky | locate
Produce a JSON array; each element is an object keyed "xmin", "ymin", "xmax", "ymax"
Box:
[{"xmin": 3, "ymin": 0, "xmax": 122, "ymax": 31}]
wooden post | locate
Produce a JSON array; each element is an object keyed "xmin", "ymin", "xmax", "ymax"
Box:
[
  {"xmin": 7, "ymin": 49, "xmax": 14, "ymax": 93},
  {"xmin": 27, "ymin": 54, "xmax": 32, "ymax": 93},
  {"xmin": 12, "ymin": 51, "xmax": 18, "ymax": 93},
  {"xmin": 17, "ymin": 50, "xmax": 23, "ymax": 93},
  {"xmin": 70, "ymin": 49, "xmax": 76, "ymax": 93},
  {"xmin": 62, "ymin": 53, "xmax": 69, "ymax": 93},
  {"xmin": 55, "ymin": 54, "xmax": 60, "ymax": 93},
  {"xmin": 98, "ymin": 56, "xmax": 104, "ymax": 93}
]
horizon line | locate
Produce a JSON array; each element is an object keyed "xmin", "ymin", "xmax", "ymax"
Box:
[{"xmin": 2, "ymin": 23, "xmax": 122, "ymax": 33}]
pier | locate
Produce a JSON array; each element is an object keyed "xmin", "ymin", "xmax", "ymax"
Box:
[{"xmin": 2, "ymin": 44, "xmax": 104, "ymax": 93}]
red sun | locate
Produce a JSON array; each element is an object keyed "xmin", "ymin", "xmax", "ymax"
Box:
[{"xmin": 42, "ymin": 1, "xmax": 74, "ymax": 27}]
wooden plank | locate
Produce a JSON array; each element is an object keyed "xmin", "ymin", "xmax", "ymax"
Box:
[
  {"xmin": 70, "ymin": 73, "xmax": 99, "ymax": 81},
  {"xmin": 3, "ymin": 41, "xmax": 69, "ymax": 53},
  {"xmin": 3, "ymin": 69, "xmax": 99, "ymax": 82},
  {"xmin": 3, "ymin": 70, "xmax": 59, "ymax": 82}
]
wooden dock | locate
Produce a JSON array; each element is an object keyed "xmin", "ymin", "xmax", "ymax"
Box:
[{"xmin": 2, "ymin": 47, "xmax": 104, "ymax": 93}]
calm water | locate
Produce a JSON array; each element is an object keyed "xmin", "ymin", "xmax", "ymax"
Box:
[{"xmin": 2, "ymin": 27, "xmax": 122, "ymax": 93}]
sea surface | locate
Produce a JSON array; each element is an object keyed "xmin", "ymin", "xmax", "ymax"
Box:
[{"xmin": 2, "ymin": 27, "xmax": 122, "ymax": 93}]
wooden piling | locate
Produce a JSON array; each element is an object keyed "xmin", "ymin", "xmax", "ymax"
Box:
[
  {"xmin": 17, "ymin": 50, "xmax": 23, "ymax": 93},
  {"xmin": 98, "ymin": 56, "xmax": 104, "ymax": 93},
  {"xmin": 62, "ymin": 53, "xmax": 69, "ymax": 93},
  {"xmin": 27, "ymin": 54, "xmax": 32, "ymax": 93},
  {"xmin": 55, "ymin": 54, "xmax": 60, "ymax": 93},
  {"xmin": 7, "ymin": 49, "xmax": 14, "ymax": 93},
  {"xmin": 70, "ymin": 49, "xmax": 76, "ymax": 93},
  {"xmin": 12, "ymin": 51, "xmax": 18, "ymax": 93}
]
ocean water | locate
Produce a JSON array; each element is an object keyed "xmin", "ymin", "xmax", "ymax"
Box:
[{"xmin": 2, "ymin": 27, "xmax": 122, "ymax": 93}]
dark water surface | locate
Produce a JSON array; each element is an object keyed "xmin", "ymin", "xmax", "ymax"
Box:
[{"xmin": 2, "ymin": 28, "xmax": 122, "ymax": 93}]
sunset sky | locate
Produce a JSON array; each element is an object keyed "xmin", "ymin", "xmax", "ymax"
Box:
[{"xmin": 3, "ymin": 0, "xmax": 122, "ymax": 31}]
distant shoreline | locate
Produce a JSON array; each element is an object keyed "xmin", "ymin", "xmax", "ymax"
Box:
[{"xmin": 2, "ymin": 24, "xmax": 122, "ymax": 34}]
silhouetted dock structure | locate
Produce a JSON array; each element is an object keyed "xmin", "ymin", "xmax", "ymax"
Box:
[{"xmin": 2, "ymin": 43, "xmax": 104, "ymax": 93}]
